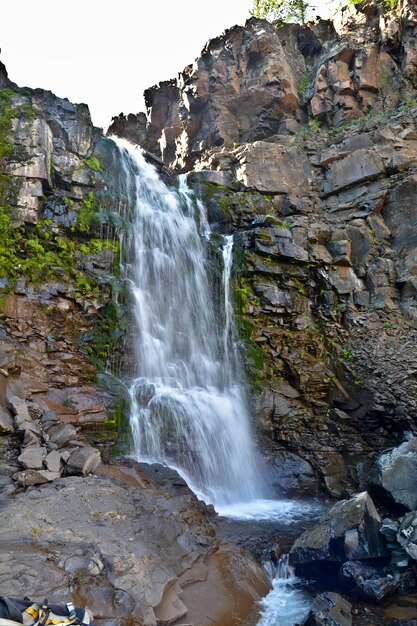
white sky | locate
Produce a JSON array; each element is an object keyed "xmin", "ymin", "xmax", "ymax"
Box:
[{"xmin": 0, "ymin": 1, "xmax": 338, "ymax": 129}]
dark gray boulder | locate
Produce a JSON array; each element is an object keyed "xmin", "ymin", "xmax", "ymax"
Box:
[
  {"xmin": 0, "ymin": 405, "xmax": 14, "ymax": 434},
  {"xmin": 46, "ymin": 423, "xmax": 77, "ymax": 448},
  {"xmin": 66, "ymin": 446, "xmax": 101, "ymax": 476},
  {"xmin": 397, "ymin": 511, "xmax": 417, "ymax": 561},
  {"xmin": 339, "ymin": 561, "xmax": 400, "ymax": 602},
  {"xmin": 267, "ymin": 450, "xmax": 319, "ymax": 496},
  {"xmin": 302, "ymin": 592, "xmax": 352, "ymax": 626},
  {"xmin": 368, "ymin": 438, "xmax": 417, "ymax": 511},
  {"xmin": 290, "ymin": 492, "xmax": 388, "ymax": 568}
]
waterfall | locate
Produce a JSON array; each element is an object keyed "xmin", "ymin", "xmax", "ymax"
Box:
[
  {"xmin": 263, "ymin": 554, "xmax": 295, "ymax": 582},
  {"xmin": 112, "ymin": 137, "xmax": 263, "ymax": 506},
  {"xmin": 222, "ymin": 234, "xmax": 234, "ymax": 361}
]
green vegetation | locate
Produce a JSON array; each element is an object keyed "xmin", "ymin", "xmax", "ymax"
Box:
[
  {"xmin": 85, "ymin": 156, "xmax": 102, "ymax": 172},
  {"xmin": 81, "ymin": 301, "xmax": 126, "ymax": 368},
  {"xmin": 0, "ymin": 206, "xmax": 117, "ymax": 292},
  {"xmin": 0, "ymin": 91, "xmax": 15, "ymax": 163},
  {"xmin": 298, "ymin": 117, "xmax": 321, "ymax": 138},
  {"xmin": 234, "ymin": 277, "xmax": 266, "ymax": 387},
  {"xmin": 349, "ymin": 0, "xmax": 399, "ymax": 10},
  {"xmin": 0, "ymin": 88, "xmax": 125, "ymax": 386},
  {"xmin": 0, "ymin": 90, "xmax": 37, "ymax": 167},
  {"xmin": 298, "ymin": 73, "xmax": 309, "ymax": 97},
  {"xmin": 71, "ymin": 191, "xmax": 101, "ymax": 233},
  {"xmin": 398, "ymin": 93, "xmax": 417, "ymax": 112},
  {"xmin": 340, "ymin": 347, "xmax": 353, "ymax": 362},
  {"xmin": 251, "ymin": 0, "xmax": 310, "ymax": 23}
]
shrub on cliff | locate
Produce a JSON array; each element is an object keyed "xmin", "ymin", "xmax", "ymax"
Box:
[{"xmin": 250, "ymin": 0, "xmax": 310, "ymax": 23}]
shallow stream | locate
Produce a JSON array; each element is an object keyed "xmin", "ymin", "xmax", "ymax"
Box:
[{"xmin": 214, "ymin": 498, "xmax": 323, "ymax": 626}]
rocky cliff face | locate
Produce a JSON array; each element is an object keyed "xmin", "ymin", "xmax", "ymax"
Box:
[
  {"xmin": 3, "ymin": 0, "xmax": 417, "ymax": 622},
  {"xmin": 0, "ymin": 53, "xmax": 272, "ymax": 626},
  {"xmin": 109, "ymin": 0, "xmax": 417, "ymax": 171},
  {"xmin": 0, "ymin": 59, "xmax": 125, "ymax": 435},
  {"xmin": 110, "ymin": 0, "xmax": 417, "ymax": 498}
]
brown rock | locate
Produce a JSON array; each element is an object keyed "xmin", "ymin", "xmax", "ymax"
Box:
[
  {"xmin": 322, "ymin": 149, "xmax": 385, "ymax": 195},
  {"xmin": 109, "ymin": 20, "xmax": 321, "ymax": 169},
  {"xmin": 13, "ymin": 469, "xmax": 61, "ymax": 487},
  {"xmin": 235, "ymin": 141, "xmax": 311, "ymax": 195}
]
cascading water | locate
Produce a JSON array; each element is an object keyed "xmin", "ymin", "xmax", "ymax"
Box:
[
  {"xmin": 257, "ymin": 555, "xmax": 311, "ymax": 626},
  {"xmin": 222, "ymin": 234, "xmax": 235, "ymax": 364},
  {"xmin": 112, "ymin": 137, "xmax": 263, "ymax": 507}
]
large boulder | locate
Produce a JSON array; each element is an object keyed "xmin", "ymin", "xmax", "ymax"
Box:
[
  {"xmin": 266, "ymin": 450, "xmax": 319, "ymax": 497},
  {"xmin": 234, "ymin": 141, "xmax": 311, "ymax": 195},
  {"xmin": 0, "ymin": 463, "xmax": 270, "ymax": 626},
  {"xmin": 66, "ymin": 446, "xmax": 101, "ymax": 476},
  {"xmin": 368, "ymin": 438, "xmax": 417, "ymax": 511},
  {"xmin": 17, "ymin": 446, "xmax": 47, "ymax": 470},
  {"xmin": 398, "ymin": 511, "xmax": 417, "ymax": 561},
  {"xmin": 339, "ymin": 561, "xmax": 400, "ymax": 602},
  {"xmin": 290, "ymin": 492, "xmax": 388, "ymax": 569},
  {"xmin": 302, "ymin": 592, "xmax": 352, "ymax": 626}
]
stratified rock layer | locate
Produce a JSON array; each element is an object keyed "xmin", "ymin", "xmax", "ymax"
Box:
[{"xmin": 109, "ymin": 1, "xmax": 417, "ymax": 171}]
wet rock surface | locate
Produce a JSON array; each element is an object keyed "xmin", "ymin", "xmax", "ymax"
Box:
[
  {"xmin": 0, "ymin": 460, "xmax": 270, "ymax": 626},
  {"xmin": 290, "ymin": 492, "xmax": 388, "ymax": 570},
  {"xmin": 339, "ymin": 560, "xmax": 401, "ymax": 603},
  {"xmin": 302, "ymin": 592, "xmax": 352, "ymax": 626},
  {"xmin": 368, "ymin": 438, "xmax": 417, "ymax": 511}
]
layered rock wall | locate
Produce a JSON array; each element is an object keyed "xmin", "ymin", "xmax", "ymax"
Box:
[
  {"xmin": 0, "ymin": 62, "xmax": 129, "ymax": 439},
  {"xmin": 109, "ymin": 1, "xmax": 417, "ymax": 171},
  {"xmin": 108, "ymin": 0, "xmax": 417, "ymax": 497}
]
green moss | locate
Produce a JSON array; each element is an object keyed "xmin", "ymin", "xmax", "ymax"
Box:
[
  {"xmin": 0, "ymin": 212, "xmax": 74, "ymax": 285},
  {"xmin": 0, "ymin": 203, "xmax": 118, "ymax": 296},
  {"xmin": 0, "ymin": 90, "xmax": 15, "ymax": 164},
  {"xmin": 245, "ymin": 344, "xmax": 265, "ymax": 371},
  {"xmin": 81, "ymin": 301, "xmax": 126, "ymax": 371},
  {"xmin": 298, "ymin": 73, "xmax": 309, "ymax": 96},
  {"xmin": 0, "ymin": 90, "xmax": 38, "ymax": 167},
  {"xmin": 72, "ymin": 191, "xmax": 101, "ymax": 233},
  {"xmin": 85, "ymin": 156, "xmax": 102, "ymax": 172},
  {"xmin": 79, "ymin": 238, "xmax": 119, "ymax": 255}
]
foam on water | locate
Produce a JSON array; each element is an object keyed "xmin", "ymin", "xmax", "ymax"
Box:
[
  {"xmin": 216, "ymin": 498, "xmax": 321, "ymax": 522},
  {"xmin": 257, "ymin": 577, "xmax": 311, "ymax": 626}
]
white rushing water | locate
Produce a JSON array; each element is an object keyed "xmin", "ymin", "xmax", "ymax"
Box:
[
  {"xmin": 257, "ymin": 555, "xmax": 311, "ymax": 626},
  {"xmin": 113, "ymin": 137, "xmax": 264, "ymax": 507},
  {"xmin": 216, "ymin": 497, "xmax": 322, "ymax": 521},
  {"xmin": 222, "ymin": 234, "xmax": 234, "ymax": 361}
]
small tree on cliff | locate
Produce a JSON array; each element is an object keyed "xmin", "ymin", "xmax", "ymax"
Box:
[{"xmin": 250, "ymin": 0, "xmax": 310, "ymax": 24}]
